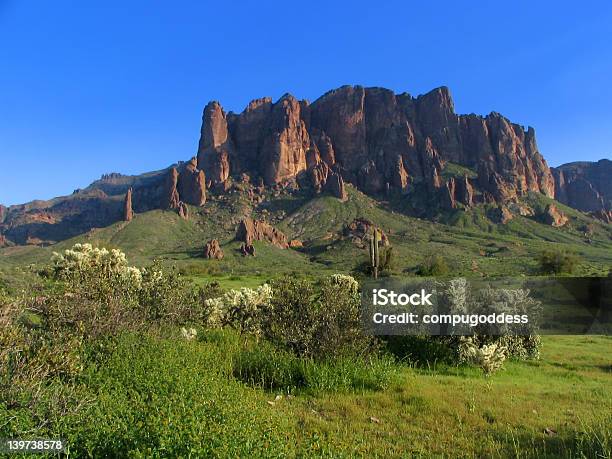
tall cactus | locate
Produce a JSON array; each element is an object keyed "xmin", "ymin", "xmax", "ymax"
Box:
[{"xmin": 369, "ymin": 226, "xmax": 380, "ymax": 279}]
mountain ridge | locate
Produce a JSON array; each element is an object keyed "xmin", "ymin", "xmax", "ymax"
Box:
[{"xmin": 1, "ymin": 85, "xmax": 610, "ymax": 247}]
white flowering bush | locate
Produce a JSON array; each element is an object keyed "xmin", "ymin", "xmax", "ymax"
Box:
[
  {"xmin": 458, "ymin": 337, "xmax": 507, "ymax": 375},
  {"xmin": 394, "ymin": 278, "xmax": 542, "ymax": 374},
  {"xmin": 329, "ymin": 274, "xmax": 360, "ymax": 297},
  {"xmin": 39, "ymin": 244, "xmax": 200, "ymax": 341},
  {"xmin": 53, "ymin": 243, "xmax": 142, "ymax": 288},
  {"xmin": 204, "ymin": 284, "xmax": 272, "ymax": 336}
]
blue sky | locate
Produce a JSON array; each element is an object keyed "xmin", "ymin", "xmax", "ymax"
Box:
[{"xmin": 1, "ymin": 1, "xmax": 611, "ymax": 205}]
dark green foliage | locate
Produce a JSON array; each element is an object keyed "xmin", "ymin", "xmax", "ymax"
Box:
[
  {"xmin": 380, "ymin": 246, "xmax": 396, "ymax": 272},
  {"xmin": 539, "ymin": 249, "xmax": 581, "ymax": 274},
  {"xmin": 1, "ymin": 332, "xmax": 291, "ymax": 458},
  {"xmin": 416, "ymin": 254, "xmax": 450, "ymax": 276},
  {"xmin": 262, "ymin": 276, "xmax": 376, "ymax": 360},
  {"xmin": 233, "ymin": 340, "xmax": 396, "ymax": 393}
]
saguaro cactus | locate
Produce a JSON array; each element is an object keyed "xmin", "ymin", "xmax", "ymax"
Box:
[{"xmin": 369, "ymin": 227, "xmax": 380, "ymax": 279}]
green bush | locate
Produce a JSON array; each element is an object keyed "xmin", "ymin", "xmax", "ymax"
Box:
[
  {"xmin": 539, "ymin": 249, "xmax": 580, "ymax": 274},
  {"xmin": 384, "ymin": 279, "xmax": 541, "ymax": 375},
  {"xmin": 416, "ymin": 255, "xmax": 449, "ymax": 276},
  {"xmin": 262, "ymin": 275, "xmax": 376, "ymax": 360},
  {"xmin": 0, "ymin": 245, "xmax": 207, "ymax": 418}
]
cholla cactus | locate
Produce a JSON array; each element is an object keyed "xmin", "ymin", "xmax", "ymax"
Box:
[
  {"xmin": 52, "ymin": 243, "xmax": 142, "ymax": 287},
  {"xmin": 180, "ymin": 327, "xmax": 197, "ymax": 341},
  {"xmin": 329, "ymin": 274, "xmax": 360, "ymax": 297},
  {"xmin": 459, "ymin": 336, "xmax": 507, "ymax": 375},
  {"xmin": 204, "ymin": 284, "xmax": 272, "ymax": 336}
]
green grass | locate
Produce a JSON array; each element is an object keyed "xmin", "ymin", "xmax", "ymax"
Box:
[{"xmin": 2, "ymin": 330, "xmax": 609, "ymax": 458}]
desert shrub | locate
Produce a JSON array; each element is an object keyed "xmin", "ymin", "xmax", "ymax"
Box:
[
  {"xmin": 457, "ymin": 337, "xmax": 507, "ymax": 375},
  {"xmin": 417, "ymin": 254, "xmax": 449, "ymax": 276},
  {"xmin": 385, "ymin": 279, "xmax": 541, "ymax": 374},
  {"xmin": 203, "ymin": 274, "xmax": 375, "ymax": 360},
  {"xmin": 539, "ymin": 249, "xmax": 580, "ymax": 274},
  {"xmin": 48, "ymin": 244, "xmax": 201, "ymax": 334},
  {"xmin": 204, "ymin": 284, "xmax": 272, "ymax": 336},
  {"xmin": 262, "ymin": 275, "xmax": 376, "ymax": 360},
  {"xmin": 0, "ymin": 290, "xmax": 84, "ymax": 412},
  {"xmin": 259, "ymin": 278, "xmax": 318, "ymax": 355},
  {"xmin": 1, "ymin": 245, "xmax": 204, "ymax": 412}
]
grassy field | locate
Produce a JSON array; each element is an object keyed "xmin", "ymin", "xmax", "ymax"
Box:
[{"xmin": 3, "ymin": 328, "xmax": 608, "ymax": 458}]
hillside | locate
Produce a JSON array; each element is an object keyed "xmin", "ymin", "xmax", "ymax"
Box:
[{"xmin": 2, "ymin": 182, "xmax": 610, "ymax": 292}]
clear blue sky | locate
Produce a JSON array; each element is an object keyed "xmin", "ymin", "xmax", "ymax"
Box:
[{"xmin": 1, "ymin": 1, "xmax": 611, "ymax": 205}]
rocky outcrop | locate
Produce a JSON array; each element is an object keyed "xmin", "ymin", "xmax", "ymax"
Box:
[
  {"xmin": 439, "ymin": 174, "xmax": 475, "ymax": 209},
  {"xmin": 542, "ymin": 203, "xmax": 568, "ymax": 227},
  {"xmin": 591, "ymin": 210, "xmax": 612, "ymax": 224},
  {"xmin": 123, "ymin": 188, "xmax": 134, "ymax": 221},
  {"xmin": 194, "ymin": 85, "xmax": 555, "ymax": 206},
  {"xmin": 343, "ymin": 218, "xmax": 389, "ymax": 246},
  {"xmin": 552, "ymin": 160, "xmax": 611, "ymax": 214},
  {"xmin": 0, "ymin": 233, "xmax": 7, "ymax": 247},
  {"xmin": 164, "ymin": 167, "xmax": 180, "ymax": 209},
  {"xmin": 3, "ymin": 86, "xmax": 607, "ymax": 248},
  {"xmin": 236, "ymin": 218, "xmax": 289, "ymax": 248},
  {"xmin": 197, "ymin": 102, "xmax": 232, "ymax": 185},
  {"xmin": 489, "ymin": 206, "xmax": 513, "ymax": 224},
  {"xmin": 303, "ymin": 161, "xmax": 347, "ymax": 200},
  {"xmin": 326, "ymin": 171, "xmax": 347, "ymax": 200},
  {"xmin": 289, "ymin": 239, "xmax": 303, "ymax": 248},
  {"xmin": 178, "ymin": 158, "xmax": 206, "ymax": 206},
  {"xmin": 456, "ymin": 175, "xmax": 474, "ymax": 207},
  {"xmin": 177, "ymin": 202, "xmax": 189, "ymax": 220},
  {"xmin": 203, "ymin": 239, "xmax": 224, "ymax": 259}
]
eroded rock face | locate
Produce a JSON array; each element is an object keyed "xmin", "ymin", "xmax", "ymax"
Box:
[
  {"xmin": 0, "ymin": 205, "xmax": 6, "ymax": 224},
  {"xmin": 196, "ymin": 85, "xmax": 555, "ymax": 206},
  {"xmin": 197, "ymin": 102, "xmax": 232, "ymax": 185},
  {"xmin": 0, "ymin": 233, "xmax": 7, "ymax": 247},
  {"xmin": 456, "ymin": 175, "xmax": 474, "ymax": 207},
  {"xmin": 490, "ymin": 206, "xmax": 513, "ymax": 224},
  {"xmin": 236, "ymin": 218, "xmax": 289, "ymax": 248},
  {"xmin": 289, "ymin": 239, "xmax": 303, "ymax": 248},
  {"xmin": 303, "ymin": 161, "xmax": 347, "ymax": 200},
  {"xmin": 203, "ymin": 239, "xmax": 224, "ymax": 259},
  {"xmin": 591, "ymin": 209, "xmax": 612, "ymax": 223},
  {"xmin": 178, "ymin": 158, "xmax": 207, "ymax": 206},
  {"xmin": 240, "ymin": 243, "xmax": 256, "ymax": 256},
  {"xmin": 123, "ymin": 188, "xmax": 134, "ymax": 221},
  {"xmin": 552, "ymin": 160, "xmax": 612, "ymax": 213},
  {"xmin": 542, "ymin": 203, "xmax": 568, "ymax": 227},
  {"xmin": 326, "ymin": 171, "xmax": 347, "ymax": 201},
  {"xmin": 164, "ymin": 168, "xmax": 180, "ymax": 209}
]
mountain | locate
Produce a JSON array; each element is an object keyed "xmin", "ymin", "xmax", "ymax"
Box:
[
  {"xmin": 0, "ymin": 85, "xmax": 610, "ymax": 248},
  {"xmin": 552, "ymin": 159, "xmax": 612, "ymax": 222}
]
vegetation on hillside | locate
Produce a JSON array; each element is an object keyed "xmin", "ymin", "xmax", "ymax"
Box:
[{"xmin": 1, "ymin": 245, "xmax": 610, "ymax": 457}]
